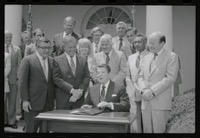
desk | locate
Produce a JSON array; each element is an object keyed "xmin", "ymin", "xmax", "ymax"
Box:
[{"xmin": 35, "ymin": 110, "xmax": 137, "ymax": 133}]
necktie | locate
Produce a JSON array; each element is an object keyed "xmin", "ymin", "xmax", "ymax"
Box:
[
  {"xmin": 95, "ymin": 44, "xmax": 98, "ymax": 53},
  {"xmin": 119, "ymin": 38, "xmax": 123, "ymax": 50},
  {"xmin": 70, "ymin": 56, "xmax": 76, "ymax": 76},
  {"xmin": 136, "ymin": 54, "xmax": 140, "ymax": 69},
  {"xmin": 131, "ymin": 44, "xmax": 136, "ymax": 54},
  {"xmin": 149, "ymin": 53, "xmax": 158, "ymax": 73},
  {"xmin": 42, "ymin": 58, "xmax": 48, "ymax": 80},
  {"xmin": 100, "ymin": 85, "xmax": 106, "ymax": 102},
  {"xmin": 105, "ymin": 53, "xmax": 110, "ymax": 64},
  {"xmin": 5, "ymin": 45, "xmax": 9, "ymax": 53}
]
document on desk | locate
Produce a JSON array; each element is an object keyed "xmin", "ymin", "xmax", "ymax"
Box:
[{"xmin": 70, "ymin": 107, "xmax": 104, "ymax": 115}]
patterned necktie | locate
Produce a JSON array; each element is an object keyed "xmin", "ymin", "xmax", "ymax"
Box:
[
  {"xmin": 100, "ymin": 85, "xmax": 106, "ymax": 102},
  {"xmin": 136, "ymin": 53, "xmax": 140, "ymax": 69},
  {"xmin": 105, "ymin": 53, "xmax": 110, "ymax": 64},
  {"xmin": 42, "ymin": 58, "xmax": 48, "ymax": 80},
  {"xmin": 5, "ymin": 45, "xmax": 9, "ymax": 53},
  {"xmin": 119, "ymin": 38, "xmax": 123, "ymax": 50},
  {"xmin": 149, "ymin": 53, "xmax": 158, "ymax": 73},
  {"xmin": 70, "ymin": 56, "xmax": 76, "ymax": 76}
]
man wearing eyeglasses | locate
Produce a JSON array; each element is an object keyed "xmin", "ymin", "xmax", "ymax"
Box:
[
  {"xmin": 82, "ymin": 64, "xmax": 130, "ymax": 112},
  {"xmin": 18, "ymin": 37, "xmax": 55, "ymax": 133}
]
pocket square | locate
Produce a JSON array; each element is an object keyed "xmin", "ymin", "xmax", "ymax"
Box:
[{"xmin": 112, "ymin": 94, "xmax": 117, "ymax": 97}]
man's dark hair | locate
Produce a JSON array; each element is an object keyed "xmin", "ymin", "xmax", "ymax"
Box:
[
  {"xmin": 36, "ymin": 37, "xmax": 51, "ymax": 47},
  {"xmin": 135, "ymin": 33, "xmax": 147, "ymax": 45},
  {"xmin": 98, "ymin": 64, "xmax": 111, "ymax": 73}
]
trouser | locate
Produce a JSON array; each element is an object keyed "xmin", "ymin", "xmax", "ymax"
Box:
[
  {"xmin": 25, "ymin": 97, "xmax": 52, "ymax": 133},
  {"xmin": 5, "ymin": 84, "xmax": 17, "ymax": 125},
  {"xmin": 130, "ymin": 100, "xmax": 142, "ymax": 133},
  {"xmin": 142, "ymin": 103, "xmax": 170, "ymax": 133}
]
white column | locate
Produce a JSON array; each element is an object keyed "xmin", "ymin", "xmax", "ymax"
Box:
[
  {"xmin": 5, "ymin": 5, "xmax": 22, "ymax": 46},
  {"xmin": 146, "ymin": 6, "xmax": 173, "ymax": 51}
]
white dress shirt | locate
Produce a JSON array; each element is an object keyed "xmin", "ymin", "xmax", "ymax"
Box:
[
  {"xmin": 36, "ymin": 52, "xmax": 48, "ymax": 80},
  {"xmin": 100, "ymin": 80, "xmax": 114, "ymax": 110}
]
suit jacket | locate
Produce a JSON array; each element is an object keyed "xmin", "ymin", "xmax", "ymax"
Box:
[
  {"xmin": 112, "ymin": 36, "xmax": 134, "ymax": 59},
  {"xmin": 85, "ymin": 81, "xmax": 130, "ymax": 112},
  {"xmin": 126, "ymin": 50, "xmax": 150, "ymax": 101},
  {"xmin": 18, "ymin": 54, "xmax": 55, "ymax": 111},
  {"xmin": 5, "ymin": 52, "xmax": 11, "ymax": 93},
  {"xmin": 52, "ymin": 32, "xmax": 80, "ymax": 57},
  {"xmin": 53, "ymin": 53, "xmax": 90, "ymax": 109},
  {"xmin": 94, "ymin": 50, "xmax": 127, "ymax": 85},
  {"xmin": 7, "ymin": 44, "xmax": 22, "ymax": 84},
  {"xmin": 137, "ymin": 48, "xmax": 179, "ymax": 110}
]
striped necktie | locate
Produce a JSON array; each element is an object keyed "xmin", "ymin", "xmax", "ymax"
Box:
[
  {"xmin": 42, "ymin": 58, "xmax": 48, "ymax": 80},
  {"xmin": 136, "ymin": 53, "xmax": 140, "ymax": 69},
  {"xmin": 70, "ymin": 56, "xmax": 76, "ymax": 76},
  {"xmin": 105, "ymin": 53, "xmax": 110, "ymax": 64}
]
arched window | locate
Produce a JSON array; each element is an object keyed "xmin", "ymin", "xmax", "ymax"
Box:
[{"xmin": 81, "ymin": 6, "xmax": 132, "ymax": 38}]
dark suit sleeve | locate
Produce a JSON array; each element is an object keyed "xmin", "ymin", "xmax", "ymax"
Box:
[
  {"xmin": 113, "ymin": 88, "xmax": 130, "ymax": 112},
  {"xmin": 18, "ymin": 57, "xmax": 30, "ymax": 101},
  {"xmin": 84, "ymin": 88, "xmax": 92, "ymax": 105},
  {"xmin": 52, "ymin": 58, "xmax": 74, "ymax": 94},
  {"xmin": 79, "ymin": 58, "xmax": 90, "ymax": 92}
]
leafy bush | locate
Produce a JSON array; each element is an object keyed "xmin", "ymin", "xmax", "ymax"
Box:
[{"xmin": 166, "ymin": 88, "xmax": 195, "ymax": 133}]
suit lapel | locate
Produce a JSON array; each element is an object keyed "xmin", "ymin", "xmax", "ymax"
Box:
[
  {"xmin": 47, "ymin": 57, "xmax": 53, "ymax": 82},
  {"xmin": 75, "ymin": 55, "xmax": 81, "ymax": 77},
  {"xmin": 109, "ymin": 50, "xmax": 117, "ymax": 66},
  {"xmin": 94, "ymin": 84, "xmax": 101, "ymax": 103},
  {"xmin": 150, "ymin": 49, "xmax": 168, "ymax": 76},
  {"xmin": 33, "ymin": 54, "xmax": 47, "ymax": 82},
  {"xmin": 105, "ymin": 81, "xmax": 114, "ymax": 102}
]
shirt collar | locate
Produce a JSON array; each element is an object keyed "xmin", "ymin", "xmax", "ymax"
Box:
[
  {"xmin": 101, "ymin": 80, "xmax": 110, "ymax": 88},
  {"xmin": 63, "ymin": 31, "xmax": 72, "ymax": 38},
  {"xmin": 104, "ymin": 49, "xmax": 113, "ymax": 57},
  {"xmin": 65, "ymin": 52, "xmax": 76, "ymax": 59}
]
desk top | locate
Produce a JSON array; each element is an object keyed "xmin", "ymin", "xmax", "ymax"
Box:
[{"xmin": 35, "ymin": 110, "xmax": 136, "ymax": 125}]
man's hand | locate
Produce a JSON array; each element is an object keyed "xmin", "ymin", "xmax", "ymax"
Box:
[
  {"xmin": 142, "ymin": 89, "xmax": 154, "ymax": 101},
  {"xmin": 81, "ymin": 104, "xmax": 92, "ymax": 109},
  {"xmin": 22, "ymin": 101, "xmax": 32, "ymax": 113},
  {"xmin": 71, "ymin": 89, "xmax": 83, "ymax": 100},
  {"xmin": 69, "ymin": 95, "xmax": 78, "ymax": 103},
  {"xmin": 97, "ymin": 101, "xmax": 112, "ymax": 109}
]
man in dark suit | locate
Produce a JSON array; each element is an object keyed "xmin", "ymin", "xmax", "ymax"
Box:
[
  {"xmin": 4, "ymin": 31, "xmax": 22, "ymax": 129},
  {"xmin": 82, "ymin": 64, "xmax": 130, "ymax": 112},
  {"xmin": 52, "ymin": 16, "xmax": 80, "ymax": 57},
  {"xmin": 18, "ymin": 37, "xmax": 55, "ymax": 133},
  {"xmin": 53, "ymin": 35, "xmax": 90, "ymax": 110}
]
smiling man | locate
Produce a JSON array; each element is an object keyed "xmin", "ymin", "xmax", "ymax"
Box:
[
  {"xmin": 94, "ymin": 34, "xmax": 127, "ymax": 87},
  {"xmin": 82, "ymin": 64, "xmax": 130, "ymax": 112}
]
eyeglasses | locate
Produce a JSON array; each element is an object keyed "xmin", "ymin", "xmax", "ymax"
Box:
[{"xmin": 38, "ymin": 46, "xmax": 52, "ymax": 50}]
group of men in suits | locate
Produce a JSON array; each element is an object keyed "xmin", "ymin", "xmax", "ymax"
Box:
[{"xmin": 5, "ymin": 15, "xmax": 179, "ymax": 133}]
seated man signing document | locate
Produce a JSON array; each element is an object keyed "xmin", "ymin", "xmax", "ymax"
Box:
[{"xmin": 82, "ymin": 64, "xmax": 130, "ymax": 112}]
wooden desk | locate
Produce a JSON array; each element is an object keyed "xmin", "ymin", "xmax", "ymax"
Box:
[{"xmin": 35, "ymin": 110, "xmax": 137, "ymax": 133}]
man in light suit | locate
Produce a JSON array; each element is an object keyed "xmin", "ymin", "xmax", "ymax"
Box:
[
  {"xmin": 126, "ymin": 33, "xmax": 150, "ymax": 133},
  {"xmin": 112, "ymin": 21, "xmax": 134, "ymax": 59},
  {"xmin": 82, "ymin": 64, "xmax": 130, "ymax": 112},
  {"xmin": 90, "ymin": 26, "xmax": 104, "ymax": 55},
  {"xmin": 18, "ymin": 37, "xmax": 55, "ymax": 132},
  {"xmin": 53, "ymin": 35, "xmax": 90, "ymax": 110},
  {"xmin": 4, "ymin": 31, "xmax": 22, "ymax": 129},
  {"xmin": 136, "ymin": 31, "xmax": 179, "ymax": 133},
  {"xmin": 94, "ymin": 34, "xmax": 127, "ymax": 87},
  {"xmin": 52, "ymin": 16, "xmax": 80, "ymax": 57}
]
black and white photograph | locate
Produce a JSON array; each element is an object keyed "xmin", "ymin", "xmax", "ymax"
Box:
[{"xmin": 4, "ymin": 4, "xmax": 195, "ymax": 133}]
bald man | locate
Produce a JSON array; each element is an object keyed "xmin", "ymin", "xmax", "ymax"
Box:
[
  {"xmin": 52, "ymin": 16, "xmax": 80, "ymax": 57},
  {"xmin": 4, "ymin": 31, "xmax": 22, "ymax": 129},
  {"xmin": 136, "ymin": 31, "xmax": 179, "ymax": 133}
]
